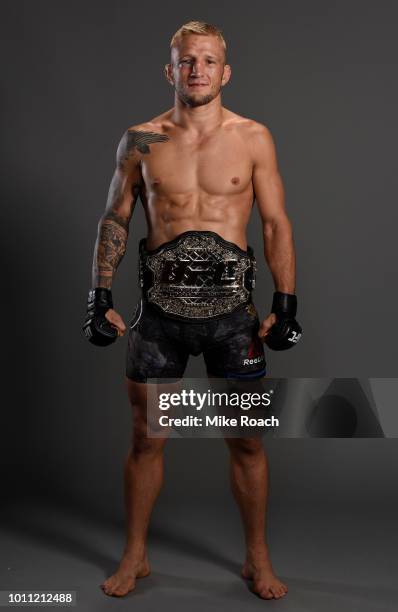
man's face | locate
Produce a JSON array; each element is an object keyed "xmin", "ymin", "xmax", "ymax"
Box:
[{"xmin": 166, "ymin": 35, "xmax": 231, "ymax": 107}]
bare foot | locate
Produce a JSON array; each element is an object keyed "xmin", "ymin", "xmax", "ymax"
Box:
[
  {"xmin": 242, "ymin": 551, "xmax": 288, "ymax": 600},
  {"xmin": 100, "ymin": 553, "xmax": 150, "ymax": 597}
]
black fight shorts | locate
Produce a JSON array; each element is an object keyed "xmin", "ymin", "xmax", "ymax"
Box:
[{"xmin": 126, "ymin": 300, "xmax": 266, "ymax": 382}]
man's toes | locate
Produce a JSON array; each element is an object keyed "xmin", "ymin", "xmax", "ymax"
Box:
[
  {"xmin": 102, "ymin": 578, "xmax": 113, "ymax": 588},
  {"xmin": 101, "ymin": 580, "xmax": 118, "ymax": 596},
  {"xmin": 104, "ymin": 586, "xmax": 114, "ymax": 596},
  {"xmin": 102, "ymin": 587, "xmax": 112, "ymax": 596},
  {"xmin": 273, "ymin": 586, "xmax": 284, "ymax": 598},
  {"xmin": 257, "ymin": 586, "xmax": 273, "ymax": 599}
]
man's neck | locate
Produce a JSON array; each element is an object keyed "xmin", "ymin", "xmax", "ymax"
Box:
[{"xmin": 171, "ymin": 95, "xmax": 224, "ymax": 134}]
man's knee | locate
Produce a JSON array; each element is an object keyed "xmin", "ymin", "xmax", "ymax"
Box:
[
  {"xmin": 226, "ymin": 437, "xmax": 264, "ymax": 460},
  {"xmin": 129, "ymin": 418, "xmax": 166, "ymax": 458},
  {"xmin": 131, "ymin": 437, "xmax": 165, "ymax": 459}
]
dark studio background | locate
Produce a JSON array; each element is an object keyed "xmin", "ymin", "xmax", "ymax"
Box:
[{"xmin": 1, "ymin": 1, "xmax": 398, "ymax": 610}]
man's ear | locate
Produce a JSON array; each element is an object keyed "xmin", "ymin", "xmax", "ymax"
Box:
[
  {"xmin": 164, "ymin": 63, "xmax": 174, "ymax": 85},
  {"xmin": 221, "ymin": 64, "xmax": 232, "ymax": 86}
]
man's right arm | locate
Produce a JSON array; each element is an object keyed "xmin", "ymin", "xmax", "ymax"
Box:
[
  {"xmin": 83, "ymin": 129, "xmax": 143, "ymax": 345},
  {"xmin": 92, "ymin": 130, "xmax": 143, "ymax": 289}
]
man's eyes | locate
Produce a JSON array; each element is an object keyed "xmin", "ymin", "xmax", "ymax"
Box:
[{"xmin": 180, "ymin": 59, "xmax": 216, "ymax": 65}]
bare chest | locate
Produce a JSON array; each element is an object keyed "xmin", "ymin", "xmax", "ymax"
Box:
[{"xmin": 140, "ymin": 131, "xmax": 253, "ymax": 197}]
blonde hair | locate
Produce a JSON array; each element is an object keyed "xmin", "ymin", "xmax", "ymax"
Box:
[{"xmin": 170, "ymin": 21, "xmax": 227, "ymax": 60}]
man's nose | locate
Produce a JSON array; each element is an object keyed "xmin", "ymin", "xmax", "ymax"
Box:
[{"xmin": 190, "ymin": 61, "xmax": 205, "ymax": 76}]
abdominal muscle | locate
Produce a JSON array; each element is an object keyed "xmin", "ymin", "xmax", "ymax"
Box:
[{"xmin": 142, "ymin": 188, "xmax": 254, "ymax": 251}]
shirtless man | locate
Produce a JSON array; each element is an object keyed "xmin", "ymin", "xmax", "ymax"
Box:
[{"xmin": 83, "ymin": 21, "xmax": 302, "ymax": 600}]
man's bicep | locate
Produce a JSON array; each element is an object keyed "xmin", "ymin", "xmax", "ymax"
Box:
[
  {"xmin": 103, "ymin": 165, "xmax": 141, "ymax": 223},
  {"xmin": 253, "ymin": 165, "xmax": 286, "ymax": 225},
  {"xmin": 251, "ymin": 126, "xmax": 286, "ymax": 225},
  {"xmin": 103, "ymin": 131, "xmax": 143, "ymax": 224}
]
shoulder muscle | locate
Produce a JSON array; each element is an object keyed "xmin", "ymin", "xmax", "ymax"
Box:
[{"xmin": 244, "ymin": 121, "xmax": 277, "ymax": 171}]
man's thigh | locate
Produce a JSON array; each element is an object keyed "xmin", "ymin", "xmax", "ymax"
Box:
[
  {"xmin": 204, "ymin": 304, "xmax": 266, "ymax": 379},
  {"xmin": 126, "ymin": 378, "xmax": 184, "ymax": 443}
]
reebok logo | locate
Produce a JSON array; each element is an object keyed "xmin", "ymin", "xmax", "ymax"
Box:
[
  {"xmin": 243, "ymin": 355, "xmax": 264, "ymax": 366},
  {"xmin": 244, "ymin": 339, "xmax": 264, "ymax": 365}
]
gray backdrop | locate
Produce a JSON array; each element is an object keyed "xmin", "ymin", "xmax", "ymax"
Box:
[{"xmin": 1, "ymin": 1, "xmax": 398, "ymax": 610}]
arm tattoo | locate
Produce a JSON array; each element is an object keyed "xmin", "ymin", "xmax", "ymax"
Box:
[
  {"xmin": 93, "ymin": 216, "xmax": 128, "ymax": 288},
  {"xmin": 92, "ymin": 129, "xmax": 169, "ymax": 288},
  {"xmin": 122, "ymin": 130, "xmax": 170, "ymax": 157},
  {"xmin": 92, "ymin": 181, "xmax": 138, "ymax": 288}
]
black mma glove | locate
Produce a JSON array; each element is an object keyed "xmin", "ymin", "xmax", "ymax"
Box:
[
  {"xmin": 265, "ymin": 291, "xmax": 303, "ymax": 351},
  {"xmin": 82, "ymin": 288, "xmax": 118, "ymax": 347}
]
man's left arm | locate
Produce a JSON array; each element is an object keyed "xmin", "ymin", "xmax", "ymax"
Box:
[{"xmin": 251, "ymin": 124, "xmax": 302, "ymax": 347}]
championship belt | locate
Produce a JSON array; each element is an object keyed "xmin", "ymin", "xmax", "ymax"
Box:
[{"xmin": 139, "ymin": 231, "xmax": 256, "ymax": 320}]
